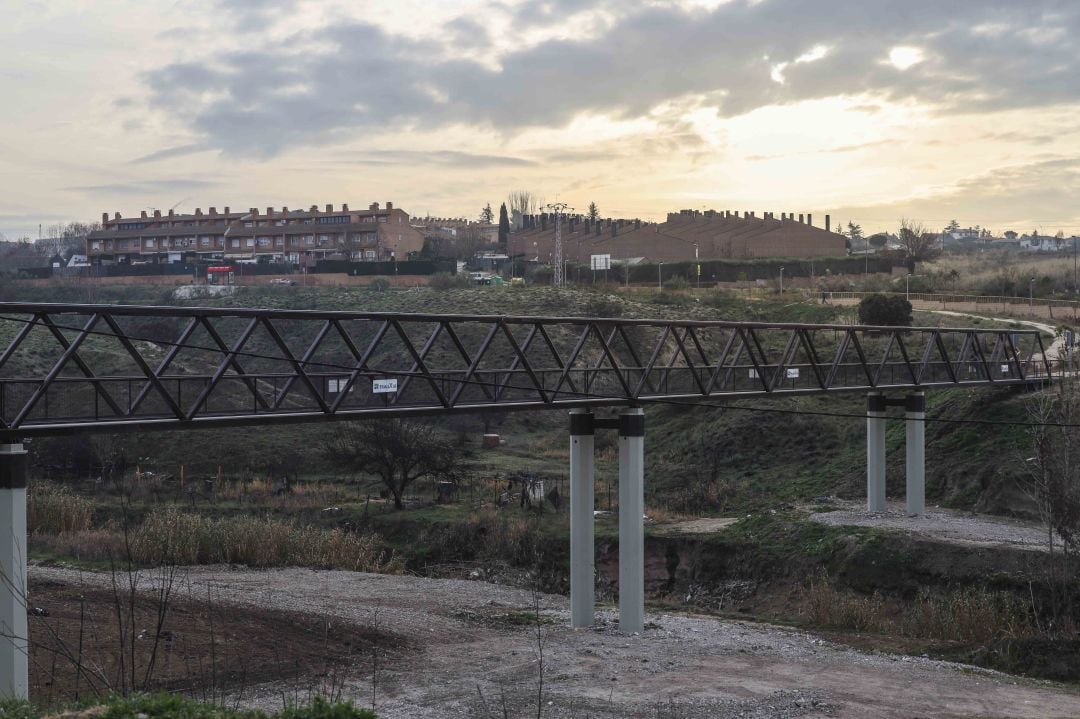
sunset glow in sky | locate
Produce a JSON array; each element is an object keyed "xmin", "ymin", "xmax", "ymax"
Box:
[{"xmin": 3, "ymin": 0, "xmax": 1080, "ymax": 238}]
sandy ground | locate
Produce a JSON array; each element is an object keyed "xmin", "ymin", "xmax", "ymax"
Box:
[{"xmin": 30, "ymin": 565, "xmax": 1080, "ymax": 719}]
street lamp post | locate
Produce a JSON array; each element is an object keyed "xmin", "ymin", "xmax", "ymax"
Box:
[
  {"xmin": 693, "ymin": 243, "xmax": 699, "ymax": 289},
  {"xmin": 658, "ymin": 262, "xmax": 663, "ymax": 291},
  {"xmin": 906, "ymin": 273, "xmax": 911, "ymax": 301},
  {"xmin": 779, "ymin": 266, "xmax": 785, "ymax": 295},
  {"xmin": 1030, "ymin": 276, "xmax": 1036, "ymax": 311}
]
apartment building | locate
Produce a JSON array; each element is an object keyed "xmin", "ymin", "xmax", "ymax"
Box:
[{"xmin": 86, "ymin": 202, "xmax": 425, "ymax": 266}]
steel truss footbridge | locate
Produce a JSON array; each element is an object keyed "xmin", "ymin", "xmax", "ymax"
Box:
[{"xmin": 0, "ymin": 302, "xmax": 1056, "ymax": 697}]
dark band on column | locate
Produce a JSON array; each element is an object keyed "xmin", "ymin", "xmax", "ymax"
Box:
[
  {"xmin": 905, "ymin": 394, "xmax": 926, "ymax": 413},
  {"xmin": 867, "ymin": 394, "xmax": 887, "ymax": 413},
  {"xmin": 0, "ymin": 453, "xmax": 27, "ymax": 489},
  {"xmin": 619, "ymin": 413, "xmax": 645, "ymax": 437},
  {"xmin": 570, "ymin": 412, "xmax": 595, "ymax": 435}
]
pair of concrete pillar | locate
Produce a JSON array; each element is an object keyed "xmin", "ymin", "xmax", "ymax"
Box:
[
  {"xmin": 866, "ymin": 392, "xmax": 925, "ymax": 516},
  {"xmin": 569, "ymin": 408, "xmax": 645, "ymax": 633},
  {"xmin": 0, "ymin": 443, "xmax": 28, "ymax": 699}
]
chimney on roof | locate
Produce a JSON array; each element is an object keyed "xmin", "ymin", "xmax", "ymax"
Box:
[
  {"xmin": 266, "ymin": 207, "xmax": 273, "ymax": 216},
  {"xmin": 209, "ymin": 207, "xmax": 217, "ymax": 215},
  {"xmin": 635, "ymin": 219, "xmax": 641, "ymax": 230},
  {"xmin": 154, "ymin": 209, "xmax": 161, "ymax": 218},
  {"xmin": 595, "ymin": 221, "xmax": 601, "ymax": 237},
  {"xmin": 386, "ymin": 201, "xmax": 393, "ymax": 211},
  {"xmin": 310, "ymin": 205, "xmax": 318, "ymax": 213},
  {"xmin": 195, "ymin": 208, "xmax": 202, "ymax": 216},
  {"xmin": 168, "ymin": 209, "xmax": 174, "ymax": 218},
  {"xmin": 102, "ymin": 212, "xmax": 109, "ymax": 224},
  {"xmin": 541, "ymin": 214, "xmax": 547, "ymax": 231},
  {"xmin": 807, "ymin": 213, "xmax": 813, "ymax": 226},
  {"xmin": 115, "ymin": 212, "xmax": 122, "ymax": 220},
  {"xmin": 341, "ymin": 203, "xmax": 348, "ymax": 212},
  {"xmin": 224, "ymin": 206, "xmax": 230, "ymax": 214},
  {"xmin": 611, "ymin": 222, "xmax": 617, "ymax": 237},
  {"xmin": 825, "ymin": 215, "xmax": 831, "ymax": 232},
  {"xmin": 282, "ymin": 206, "xmax": 289, "ymax": 214},
  {"xmin": 370, "ymin": 202, "xmax": 379, "ymax": 211},
  {"xmin": 140, "ymin": 210, "xmax": 148, "ymax": 219},
  {"xmin": 799, "ymin": 214, "xmax": 804, "ymax": 224},
  {"xmin": 325, "ymin": 203, "xmax": 333, "ymax": 213}
]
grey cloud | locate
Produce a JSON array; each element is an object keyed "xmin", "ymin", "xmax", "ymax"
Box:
[
  {"xmin": 130, "ymin": 144, "xmax": 212, "ymax": 164},
  {"xmin": 140, "ymin": 0, "xmax": 1080, "ymax": 156},
  {"xmin": 746, "ymin": 140, "xmax": 894, "ymax": 161},
  {"xmin": 349, "ymin": 150, "xmax": 535, "ymax": 168},
  {"xmin": 65, "ymin": 179, "xmax": 222, "ymax": 195}
]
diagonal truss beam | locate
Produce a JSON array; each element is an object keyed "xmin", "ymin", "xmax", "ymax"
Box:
[{"xmin": 0, "ymin": 303, "xmax": 1054, "ymax": 435}]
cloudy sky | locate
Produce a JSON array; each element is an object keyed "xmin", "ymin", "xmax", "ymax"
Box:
[{"xmin": 3, "ymin": 0, "xmax": 1080, "ymax": 239}]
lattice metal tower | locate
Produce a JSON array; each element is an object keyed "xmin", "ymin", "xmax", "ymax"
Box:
[{"xmin": 547, "ymin": 201, "xmax": 571, "ymax": 286}]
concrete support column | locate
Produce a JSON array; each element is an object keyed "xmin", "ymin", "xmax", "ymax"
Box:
[
  {"xmin": 905, "ymin": 393, "xmax": 926, "ymax": 517},
  {"xmin": 866, "ymin": 393, "xmax": 887, "ymax": 512},
  {"xmin": 618, "ymin": 408, "xmax": 645, "ymax": 634},
  {"xmin": 569, "ymin": 410, "xmax": 595, "ymax": 628},
  {"xmin": 0, "ymin": 443, "xmax": 27, "ymax": 699}
]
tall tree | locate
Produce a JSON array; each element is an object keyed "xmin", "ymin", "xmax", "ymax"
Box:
[
  {"xmin": 896, "ymin": 218, "xmax": 940, "ymax": 272},
  {"xmin": 846, "ymin": 221, "xmax": 864, "ymax": 241},
  {"xmin": 587, "ymin": 202, "xmax": 599, "ymax": 222},
  {"xmin": 480, "ymin": 203, "xmax": 494, "ymax": 224},
  {"xmin": 945, "ymin": 219, "xmax": 960, "ymax": 234},
  {"xmin": 506, "ymin": 190, "xmax": 538, "ymax": 218},
  {"xmin": 498, "ymin": 203, "xmax": 510, "ymax": 246},
  {"xmin": 326, "ymin": 419, "xmax": 464, "ymax": 510}
]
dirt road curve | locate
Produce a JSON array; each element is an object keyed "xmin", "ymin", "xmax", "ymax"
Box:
[{"xmin": 31, "ymin": 565, "xmax": 1080, "ymax": 719}]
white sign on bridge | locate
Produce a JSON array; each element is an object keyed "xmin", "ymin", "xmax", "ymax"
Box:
[
  {"xmin": 373, "ymin": 378, "xmax": 398, "ymax": 394},
  {"xmin": 591, "ymin": 254, "xmax": 611, "ymax": 271}
]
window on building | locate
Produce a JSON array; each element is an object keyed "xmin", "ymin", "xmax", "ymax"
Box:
[
  {"xmin": 315, "ymin": 215, "xmax": 350, "ymax": 225},
  {"xmin": 257, "ymin": 237, "xmax": 271, "ymax": 247},
  {"xmin": 305, "ymin": 236, "xmax": 315, "ymax": 246},
  {"xmin": 244, "ymin": 221, "xmax": 254, "ymax": 228},
  {"xmin": 231, "ymin": 239, "xmax": 240, "ymax": 248},
  {"xmin": 91, "ymin": 241, "xmax": 101, "ymax": 251},
  {"xmin": 364, "ymin": 250, "xmax": 376, "ymax": 260},
  {"xmin": 274, "ymin": 237, "xmax": 284, "ymax": 246},
  {"xmin": 246, "ymin": 238, "xmax": 255, "ymax": 247},
  {"xmin": 145, "ymin": 239, "xmax": 155, "ymax": 248}
]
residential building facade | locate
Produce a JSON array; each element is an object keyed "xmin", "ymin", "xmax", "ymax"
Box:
[{"xmin": 86, "ymin": 202, "xmax": 425, "ymax": 267}]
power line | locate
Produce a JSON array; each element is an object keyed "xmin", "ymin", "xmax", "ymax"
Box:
[{"xmin": 0, "ymin": 311, "xmax": 1073, "ymax": 429}]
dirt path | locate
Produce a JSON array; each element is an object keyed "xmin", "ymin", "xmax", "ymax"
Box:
[
  {"xmin": 809, "ymin": 499, "xmax": 1055, "ymax": 552},
  {"xmin": 30, "ymin": 565, "xmax": 1080, "ymax": 719}
]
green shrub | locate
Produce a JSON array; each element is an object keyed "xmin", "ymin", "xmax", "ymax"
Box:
[
  {"xmin": 857, "ymin": 293, "xmax": 912, "ymax": 326},
  {"xmin": 368, "ymin": 277, "xmax": 391, "ymax": 293},
  {"xmin": 429, "ymin": 272, "xmax": 469, "ymax": 290}
]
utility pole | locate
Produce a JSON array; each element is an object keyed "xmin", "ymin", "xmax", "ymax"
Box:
[{"xmin": 546, "ymin": 202, "xmax": 572, "ymax": 287}]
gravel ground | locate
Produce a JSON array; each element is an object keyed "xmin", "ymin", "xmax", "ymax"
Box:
[
  {"xmin": 810, "ymin": 499, "xmax": 1054, "ymax": 550},
  {"xmin": 30, "ymin": 565, "xmax": 1080, "ymax": 719}
]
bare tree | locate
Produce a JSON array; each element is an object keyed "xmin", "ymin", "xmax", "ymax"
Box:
[
  {"xmin": 1024, "ymin": 376, "xmax": 1080, "ymax": 627},
  {"xmin": 326, "ymin": 419, "xmax": 465, "ymax": 509},
  {"xmin": 506, "ymin": 190, "xmax": 538, "ymax": 218},
  {"xmin": 38, "ymin": 221, "xmax": 101, "ymax": 258},
  {"xmin": 896, "ymin": 218, "xmax": 940, "ymax": 272}
]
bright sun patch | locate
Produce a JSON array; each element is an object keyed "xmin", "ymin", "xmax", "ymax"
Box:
[{"xmin": 888, "ymin": 46, "xmax": 924, "ymax": 71}]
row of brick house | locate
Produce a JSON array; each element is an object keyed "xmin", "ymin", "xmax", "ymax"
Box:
[
  {"xmin": 85, "ymin": 202, "xmax": 426, "ymax": 267},
  {"xmin": 508, "ymin": 209, "xmax": 846, "ymax": 264}
]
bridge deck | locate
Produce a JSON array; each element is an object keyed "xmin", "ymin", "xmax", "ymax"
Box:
[{"xmin": 0, "ymin": 302, "xmax": 1054, "ymax": 435}]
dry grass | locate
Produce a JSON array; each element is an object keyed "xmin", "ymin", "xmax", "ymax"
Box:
[
  {"xmin": 33, "ymin": 509, "xmax": 402, "ymax": 574},
  {"xmin": 28, "ymin": 482, "xmax": 93, "ymax": 534},
  {"xmin": 805, "ymin": 572, "xmax": 1038, "ymax": 643}
]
